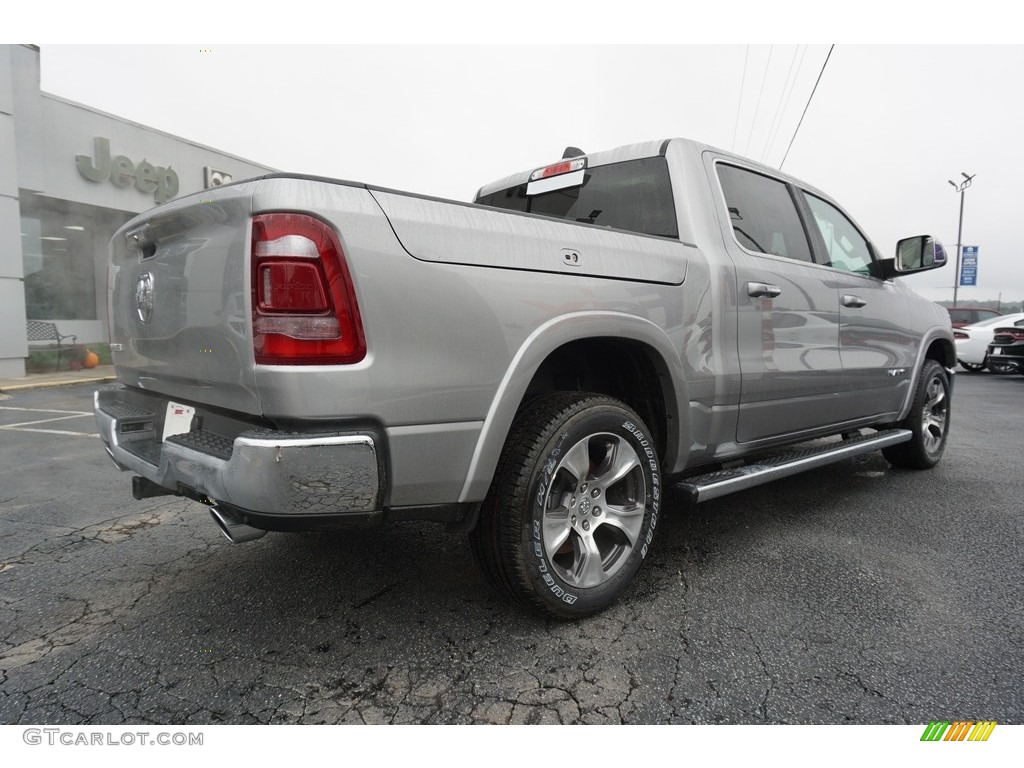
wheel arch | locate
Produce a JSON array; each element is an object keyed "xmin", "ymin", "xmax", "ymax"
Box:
[
  {"xmin": 458, "ymin": 312, "xmax": 688, "ymax": 503},
  {"xmin": 897, "ymin": 331, "xmax": 956, "ymax": 421},
  {"xmin": 925, "ymin": 335, "xmax": 956, "ymax": 369}
]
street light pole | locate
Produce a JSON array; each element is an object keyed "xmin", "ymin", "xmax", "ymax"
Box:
[{"xmin": 948, "ymin": 172, "xmax": 976, "ymax": 307}]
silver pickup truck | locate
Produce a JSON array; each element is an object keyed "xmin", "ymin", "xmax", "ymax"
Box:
[{"xmin": 94, "ymin": 138, "xmax": 954, "ymax": 617}]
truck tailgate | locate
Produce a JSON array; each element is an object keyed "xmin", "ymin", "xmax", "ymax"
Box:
[{"xmin": 109, "ymin": 183, "xmax": 261, "ymax": 415}]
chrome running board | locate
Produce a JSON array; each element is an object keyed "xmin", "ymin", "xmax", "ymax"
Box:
[{"xmin": 678, "ymin": 429, "xmax": 912, "ymax": 503}]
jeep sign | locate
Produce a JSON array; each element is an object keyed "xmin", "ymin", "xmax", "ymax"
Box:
[{"xmin": 76, "ymin": 137, "xmax": 179, "ymax": 203}]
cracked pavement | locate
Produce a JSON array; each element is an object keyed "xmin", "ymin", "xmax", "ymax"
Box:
[{"xmin": 0, "ymin": 376, "xmax": 1021, "ymax": 725}]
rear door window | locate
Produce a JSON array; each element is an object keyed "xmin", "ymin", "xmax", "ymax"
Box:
[
  {"xmin": 475, "ymin": 156, "xmax": 678, "ymax": 238},
  {"xmin": 716, "ymin": 164, "xmax": 813, "ymax": 263},
  {"xmin": 948, "ymin": 309, "xmax": 973, "ymax": 325}
]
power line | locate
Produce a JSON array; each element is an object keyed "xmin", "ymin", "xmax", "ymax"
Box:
[
  {"xmin": 744, "ymin": 45, "xmax": 774, "ymax": 157},
  {"xmin": 732, "ymin": 45, "xmax": 750, "ymax": 152},
  {"xmin": 779, "ymin": 44, "xmax": 835, "ymax": 170},
  {"xmin": 763, "ymin": 45, "xmax": 807, "ymax": 163}
]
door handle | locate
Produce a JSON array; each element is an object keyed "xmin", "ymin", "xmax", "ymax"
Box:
[
  {"xmin": 747, "ymin": 282, "xmax": 782, "ymax": 299},
  {"xmin": 842, "ymin": 294, "xmax": 867, "ymax": 308}
]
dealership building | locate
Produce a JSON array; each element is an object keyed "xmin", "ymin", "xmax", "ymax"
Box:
[{"xmin": 0, "ymin": 44, "xmax": 274, "ymax": 378}]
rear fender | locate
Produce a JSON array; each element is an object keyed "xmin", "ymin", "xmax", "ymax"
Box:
[{"xmin": 457, "ymin": 311, "xmax": 689, "ymax": 503}]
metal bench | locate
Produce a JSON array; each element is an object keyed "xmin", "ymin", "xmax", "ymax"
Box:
[{"xmin": 26, "ymin": 320, "xmax": 78, "ymax": 371}]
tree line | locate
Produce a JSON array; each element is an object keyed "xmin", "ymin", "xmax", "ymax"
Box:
[{"xmin": 937, "ymin": 299, "xmax": 1024, "ymax": 313}]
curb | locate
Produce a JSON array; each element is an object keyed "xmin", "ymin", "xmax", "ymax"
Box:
[{"xmin": 0, "ymin": 374, "xmax": 118, "ymax": 394}]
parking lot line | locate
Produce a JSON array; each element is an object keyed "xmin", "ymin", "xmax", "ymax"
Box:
[
  {"xmin": 1, "ymin": 414, "xmax": 94, "ymax": 429},
  {"xmin": 0, "ymin": 406, "xmax": 92, "ymax": 415},
  {"xmin": 0, "ymin": 407, "xmax": 95, "ymax": 437},
  {"xmin": 0, "ymin": 427, "xmax": 96, "ymax": 437}
]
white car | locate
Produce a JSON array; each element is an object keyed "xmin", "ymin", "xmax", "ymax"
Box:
[{"xmin": 954, "ymin": 312, "xmax": 1024, "ymax": 371}]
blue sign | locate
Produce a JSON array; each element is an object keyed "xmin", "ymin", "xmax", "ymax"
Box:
[{"xmin": 960, "ymin": 246, "xmax": 978, "ymax": 287}]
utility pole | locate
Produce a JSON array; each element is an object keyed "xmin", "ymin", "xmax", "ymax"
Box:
[{"xmin": 948, "ymin": 172, "xmax": 976, "ymax": 307}]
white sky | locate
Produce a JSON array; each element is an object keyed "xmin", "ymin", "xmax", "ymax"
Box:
[{"xmin": 17, "ymin": 5, "xmax": 1024, "ymax": 303}]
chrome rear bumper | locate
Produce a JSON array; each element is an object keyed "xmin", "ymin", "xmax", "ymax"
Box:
[{"xmin": 94, "ymin": 387, "xmax": 381, "ymax": 519}]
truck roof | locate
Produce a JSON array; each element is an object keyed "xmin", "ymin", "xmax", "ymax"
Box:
[
  {"xmin": 473, "ymin": 137, "xmax": 821, "ymax": 202},
  {"xmin": 475, "ymin": 138, "xmax": 678, "ymax": 200}
]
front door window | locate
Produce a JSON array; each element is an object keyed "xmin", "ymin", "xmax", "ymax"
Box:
[{"xmin": 803, "ymin": 193, "xmax": 874, "ymax": 275}]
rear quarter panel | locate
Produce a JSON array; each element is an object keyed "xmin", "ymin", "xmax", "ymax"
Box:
[{"xmin": 248, "ymin": 177, "xmax": 709, "ymax": 505}]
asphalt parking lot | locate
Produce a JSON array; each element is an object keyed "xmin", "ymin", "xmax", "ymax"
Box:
[{"xmin": 0, "ymin": 374, "xmax": 1021, "ymax": 725}]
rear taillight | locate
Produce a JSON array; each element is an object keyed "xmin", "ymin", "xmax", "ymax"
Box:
[
  {"xmin": 993, "ymin": 328, "xmax": 1024, "ymax": 343},
  {"xmin": 251, "ymin": 213, "xmax": 365, "ymax": 365}
]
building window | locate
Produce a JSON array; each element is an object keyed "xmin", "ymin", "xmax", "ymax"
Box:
[{"xmin": 20, "ymin": 195, "xmax": 132, "ymax": 320}]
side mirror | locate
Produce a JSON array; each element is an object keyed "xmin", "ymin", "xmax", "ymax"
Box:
[{"xmin": 895, "ymin": 235, "xmax": 947, "ymax": 273}]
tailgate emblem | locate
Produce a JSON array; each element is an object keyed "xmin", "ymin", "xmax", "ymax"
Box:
[{"xmin": 135, "ymin": 272, "xmax": 154, "ymax": 323}]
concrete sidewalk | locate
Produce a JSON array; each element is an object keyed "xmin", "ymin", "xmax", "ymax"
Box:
[{"xmin": 0, "ymin": 365, "xmax": 117, "ymax": 393}]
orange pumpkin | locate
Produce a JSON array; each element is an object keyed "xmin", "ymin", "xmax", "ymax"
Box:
[{"xmin": 82, "ymin": 349, "xmax": 100, "ymax": 369}]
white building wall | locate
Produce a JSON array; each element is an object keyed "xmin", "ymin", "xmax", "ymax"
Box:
[
  {"xmin": 0, "ymin": 44, "xmax": 275, "ymax": 376},
  {"xmin": 0, "ymin": 46, "xmax": 27, "ymax": 377}
]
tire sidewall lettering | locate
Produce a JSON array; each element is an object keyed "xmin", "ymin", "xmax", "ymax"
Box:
[
  {"xmin": 530, "ymin": 429, "xmax": 580, "ymax": 605},
  {"xmin": 526, "ymin": 405, "xmax": 661, "ymax": 611}
]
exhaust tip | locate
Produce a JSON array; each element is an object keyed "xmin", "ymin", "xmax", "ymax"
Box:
[{"xmin": 209, "ymin": 505, "xmax": 266, "ymax": 543}]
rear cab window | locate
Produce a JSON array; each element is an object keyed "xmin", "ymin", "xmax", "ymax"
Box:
[{"xmin": 475, "ymin": 156, "xmax": 678, "ymax": 239}]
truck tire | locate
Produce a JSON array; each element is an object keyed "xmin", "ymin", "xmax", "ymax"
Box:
[
  {"xmin": 882, "ymin": 359, "xmax": 951, "ymax": 470},
  {"xmin": 987, "ymin": 360, "xmax": 1017, "ymax": 375},
  {"xmin": 469, "ymin": 393, "xmax": 661, "ymax": 618}
]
